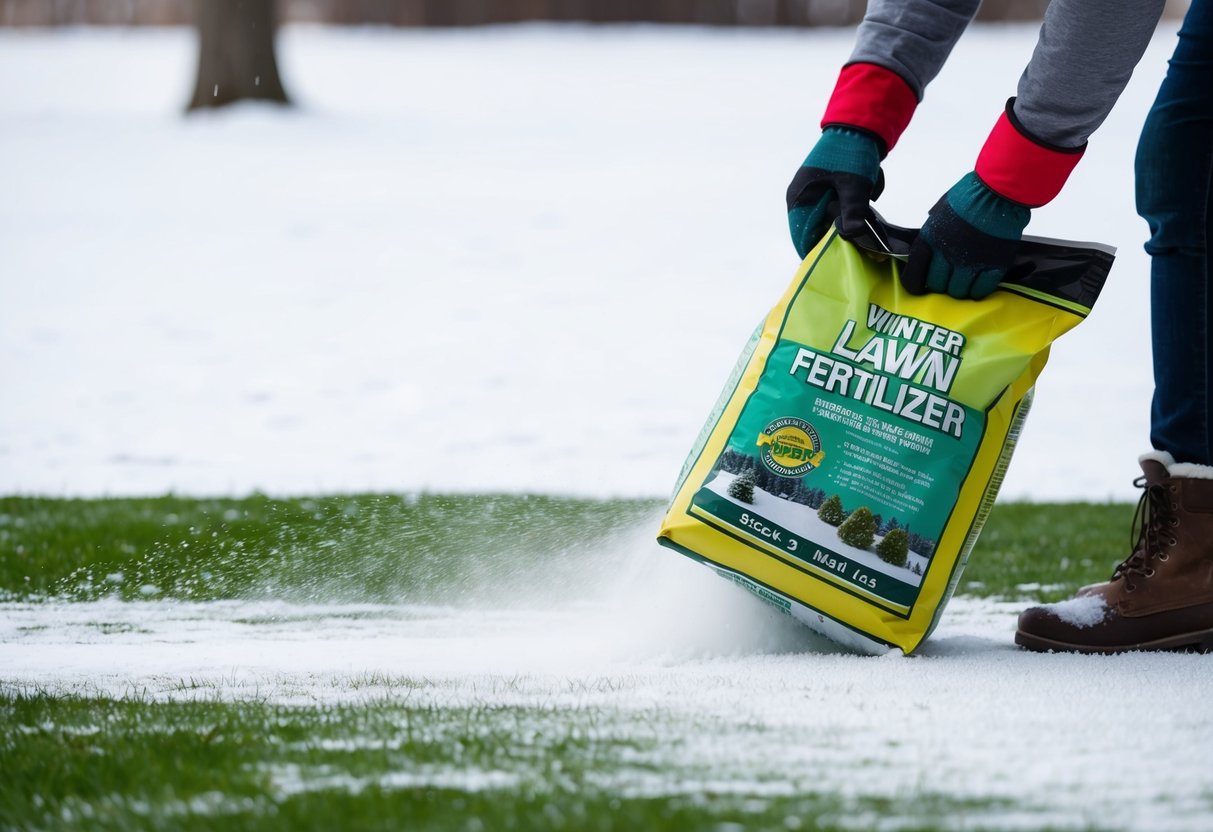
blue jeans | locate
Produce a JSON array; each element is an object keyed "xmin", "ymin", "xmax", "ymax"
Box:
[{"xmin": 1137, "ymin": 0, "xmax": 1213, "ymax": 466}]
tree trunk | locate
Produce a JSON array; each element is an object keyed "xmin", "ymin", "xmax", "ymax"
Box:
[{"xmin": 188, "ymin": 0, "xmax": 289, "ymax": 111}]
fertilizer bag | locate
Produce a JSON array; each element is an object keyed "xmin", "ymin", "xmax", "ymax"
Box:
[{"xmin": 657, "ymin": 222, "xmax": 1114, "ymax": 655}]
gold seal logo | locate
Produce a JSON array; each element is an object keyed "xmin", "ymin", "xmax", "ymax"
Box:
[{"xmin": 756, "ymin": 417, "xmax": 824, "ymax": 477}]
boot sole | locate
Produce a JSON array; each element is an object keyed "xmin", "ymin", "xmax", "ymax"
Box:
[{"xmin": 1014, "ymin": 627, "xmax": 1213, "ymax": 655}]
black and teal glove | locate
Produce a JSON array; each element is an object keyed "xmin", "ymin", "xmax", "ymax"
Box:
[
  {"xmin": 901, "ymin": 172, "xmax": 1030, "ymax": 300},
  {"xmin": 786, "ymin": 127, "xmax": 884, "ymax": 259}
]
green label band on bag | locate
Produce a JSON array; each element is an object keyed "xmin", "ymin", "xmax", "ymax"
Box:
[
  {"xmin": 693, "ymin": 490, "xmax": 919, "ymax": 609},
  {"xmin": 658, "ymin": 229, "xmax": 1115, "ymax": 654}
]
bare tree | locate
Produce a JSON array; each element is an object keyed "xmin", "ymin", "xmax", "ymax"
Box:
[{"xmin": 188, "ymin": 0, "xmax": 289, "ymax": 111}]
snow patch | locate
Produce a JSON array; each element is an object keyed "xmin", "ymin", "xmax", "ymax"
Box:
[
  {"xmin": 0, "ymin": 24, "xmax": 1180, "ymax": 501},
  {"xmin": 266, "ymin": 763, "xmax": 522, "ymax": 797},
  {"xmin": 1043, "ymin": 594, "xmax": 1109, "ymax": 629}
]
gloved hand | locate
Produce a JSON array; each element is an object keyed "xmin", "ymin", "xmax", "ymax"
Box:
[
  {"xmin": 901, "ymin": 172, "xmax": 1030, "ymax": 300},
  {"xmin": 786, "ymin": 127, "xmax": 884, "ymax": 260}
]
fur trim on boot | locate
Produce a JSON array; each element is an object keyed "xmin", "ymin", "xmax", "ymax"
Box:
[{"xmin": 1139, "ymin": 448, "xmax": 1213, "ymax": 480}]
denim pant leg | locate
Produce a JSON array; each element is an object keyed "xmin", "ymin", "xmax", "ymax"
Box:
[{"xmin": 1137, "ymin": 0, "xmax": 1213, "ymax": 466}]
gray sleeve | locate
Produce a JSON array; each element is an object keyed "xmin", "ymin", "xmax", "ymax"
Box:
[
  {"xmin": 1014, "ymin": 0, "xmax": 1165, "ymax": 148},
  {"xmin": 848, "ymin": 0, "xmax": 983, "ymax": 100}
]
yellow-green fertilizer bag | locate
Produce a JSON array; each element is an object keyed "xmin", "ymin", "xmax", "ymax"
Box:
[{"xmin": 658, "ymin": 222, "xmax": 1115, "ymax": 655}]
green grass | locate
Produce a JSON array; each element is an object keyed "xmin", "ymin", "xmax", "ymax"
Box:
[
  {"xmin": 0, "ymin": 692, "xmax": 1022, "ymax": 832},
  {"xmin": 0, "ymin": 494, "xmax": 661, "ymax": 604},
  {"xmin": 959, "ymin": 501, "xmax": 1130, "ymax": 601},
  {"xmin": 0, "ymin": 495, "xmax": 1138, "ymax": 831},
  {"xmin": 0, "ymin": 495, "xmax": 1132, "ymax": 604}
]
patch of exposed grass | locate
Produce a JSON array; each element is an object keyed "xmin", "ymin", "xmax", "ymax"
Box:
[
  {"xmin": 0, "ymin": 496, "xmax": 1132, "ymax": 604},
  {"xmin": 0, "ymin": 495, "xmax": 661, "ymax": 604},
  {"xmin": 0, "ymin": 691, "xmax": 1031, "ymax": 832},
  {"xmin": 961, "ymin": 502, "xmax": 1130, "ymax": 602}
]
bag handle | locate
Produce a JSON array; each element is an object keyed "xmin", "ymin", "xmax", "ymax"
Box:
[
  {"xmin": 837, "ymin": 209, "xmax": 915, "ymax": 258},
  {"xmin": 835, "ymin": 211, "xmax": 1115, "ymax": 311}
]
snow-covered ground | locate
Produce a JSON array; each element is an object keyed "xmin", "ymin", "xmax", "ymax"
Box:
[
  {"xmin": 0, "ymin": 23, "xmax": 1179, "ymax": 501},
  {"xmin": 3, "ymin": 545, "xmax": 1211, "ymax": 831}
]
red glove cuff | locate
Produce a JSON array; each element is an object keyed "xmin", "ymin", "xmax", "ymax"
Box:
[
  {"xmin": 820, "ymin": 63, "xmax": 918, "ymax": 156},
  {"xmin": 975, "ymin": 101, "xmax": 1086, "ymax": 207}
]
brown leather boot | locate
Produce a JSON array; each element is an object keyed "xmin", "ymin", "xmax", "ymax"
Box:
[{"xmin": 1015, "ymin": 452, "xmax": 1213, "ymax": 653}]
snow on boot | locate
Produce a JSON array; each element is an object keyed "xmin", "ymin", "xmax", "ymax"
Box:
[{"xmin": 1015, "ymin": 452, "xmax": 1213, "ymax": 653}]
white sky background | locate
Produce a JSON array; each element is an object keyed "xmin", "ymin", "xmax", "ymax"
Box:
[{"xmin": 0, "ymin": 22, "xmax": 1177, "ymax": 499}]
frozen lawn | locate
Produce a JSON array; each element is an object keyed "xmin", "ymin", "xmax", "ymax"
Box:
[
  {"xmin": 2, "ymin": 497, "xmax": 1211, "ymax": 831},
  {"xmin": 4, "ymin": 562, "xmax": 1212, "ymax": 831}
]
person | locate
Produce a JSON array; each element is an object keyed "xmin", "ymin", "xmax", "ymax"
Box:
[{"xmin": 787, "ymin": 0, "xmax": 1213, "ymax": 653}]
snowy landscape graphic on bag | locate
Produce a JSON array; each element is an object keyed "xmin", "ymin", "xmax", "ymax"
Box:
[{"xmin": 658, "ymin": 221, "xmax": 1115, "ymax": 654}]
